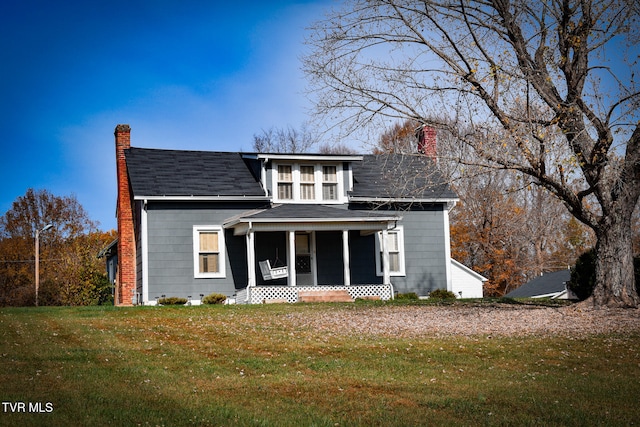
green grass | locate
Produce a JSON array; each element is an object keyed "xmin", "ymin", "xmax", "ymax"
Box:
[{"xmin": 0, "ymin": 303, "xmax": 638, "ymax": 426}]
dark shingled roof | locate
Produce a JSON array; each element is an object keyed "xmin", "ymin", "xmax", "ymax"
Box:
[
  {"xmin": 124, "ymin": 148, "xmax": 456, "ymax": 200},
  {"xmin": 351, "ymin": 154, "xmax": 457, "ymax": 200},
  {"xmin": 125, "ymin": 148, "xmax": 265, "ymax": 197},
  {"xmin": 505, "ymin": 270, "xmax": 571, "ymax": 298}
]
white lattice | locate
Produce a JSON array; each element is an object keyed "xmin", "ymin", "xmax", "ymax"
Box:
[
  {"xmin": 245, "ymin": 284, "xmax": 394, "ymax": 304},
  {"xmin": 347, "ymin": 284, "xmax": 395, "ymax": 301}
]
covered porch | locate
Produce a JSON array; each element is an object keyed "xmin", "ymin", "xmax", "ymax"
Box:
[{"xmin": 224, "ymin": 204, "xmax": 401, "ymax": 303}]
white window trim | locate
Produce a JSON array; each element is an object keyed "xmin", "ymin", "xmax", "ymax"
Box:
[
  {"xmin": 375, "ymin": 226, "xmax": 406, "ymax": 277},
  {"xmin": 272, "ymin": 162, "xmax": 345, "ymax": 203},
  {"xmin": 193, "ymin": 225, "xmax": 226, "ymax": 279}
]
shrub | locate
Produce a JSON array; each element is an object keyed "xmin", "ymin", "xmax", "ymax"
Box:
[
  {"xmin": 395, "ymin": 292, "xmax": 419, "ymax": 300},
  {"xmin": 568, "ymin": 248, "xmax": 640, "ymax": 301},
  {"xmin": 567, "ymin": 249, "xmax": 597, "ymax": 301},
  {"xmin": 158, "ymin": 297, "xmax": 188, "ymax": 305},
  {"xmin": 201, "ymin": 293, "xmax": 227, "ymax": 305},
  {"xmin": 429, "ymin": 289, "xmax": 457, "ymax": 300}
]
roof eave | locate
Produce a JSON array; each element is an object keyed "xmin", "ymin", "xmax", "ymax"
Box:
[
  {"xmin": 134, "ymin": 195, "xmax": 271, "ymax": 201},
  {"xmin": 246, "ymin": 153, "xmax": 364, "ymax": 162},
  {"xmin": 349, "ymin": 196, "xmax": 459, "ymax": 204},
  {"xmin": 227, "ymin": 216, "xmax": 400, "ymax": 226}
]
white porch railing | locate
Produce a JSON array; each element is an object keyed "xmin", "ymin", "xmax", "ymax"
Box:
[{"xmin": 238, "ymin": 284, "xmax": 395, "ymax": 304}]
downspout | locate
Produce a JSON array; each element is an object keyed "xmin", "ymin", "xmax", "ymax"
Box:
[{"xmin": 246, "ymin": 221, "xmax": 255, "ymax": 303}]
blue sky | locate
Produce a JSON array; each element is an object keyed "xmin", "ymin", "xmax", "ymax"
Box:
[{"xmin": 0, "ymin": 0, "xmax": 332, "ymax": 231}]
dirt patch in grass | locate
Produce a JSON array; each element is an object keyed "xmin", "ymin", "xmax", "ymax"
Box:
[{"xmin": 286, "ymin": 304, "xmax": 640, "ymax": 338}]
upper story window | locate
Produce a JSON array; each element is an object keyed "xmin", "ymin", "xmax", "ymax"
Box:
[
  {"xmin": 322, "ymin": 166, "xmax": 338, "ymax": 200},
  {"xmin": 273, "ymin": 163, "xmax": 345, "ymax": 203},
  {"xmin": 300, "ymin": 166, "xmax": 315, "ymax": 200},
  {"xmin": 277, "ymin": 165, "xmax": 293, "ymax": 200}
]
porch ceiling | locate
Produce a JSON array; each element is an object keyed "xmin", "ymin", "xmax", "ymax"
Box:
[{"xmin": 224, "ymin": 204, "xmax": 401, "ymax": 235}]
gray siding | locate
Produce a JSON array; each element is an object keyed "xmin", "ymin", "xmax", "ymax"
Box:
[
  {"xmin": 348, "ymin": 203, "xmax": 449, "ymax": 295},
  {"xmin": 143, "ymin": 201, "xmax": 449, "ymax": 301},
  {"xmin": 393, "ymin": 207, "xmax": 448, "ymax": 295},
  {"xmin": 145, "ymin": 202, "xmax": 264, "ymax": 301}
]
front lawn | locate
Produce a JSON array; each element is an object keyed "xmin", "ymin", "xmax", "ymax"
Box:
[{"xmin": 0, "ymin": 303, "xmax": 638, "ymax": 426}]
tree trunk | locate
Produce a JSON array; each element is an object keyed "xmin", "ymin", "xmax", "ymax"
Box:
[{"xmin": 591, "ymin": 209, "xmax": 639, "ymax": 308}]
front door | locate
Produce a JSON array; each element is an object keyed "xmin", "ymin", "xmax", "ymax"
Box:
[{"xmin": 295, "ymin": 232, "xmax": 313, "ymax": 286}]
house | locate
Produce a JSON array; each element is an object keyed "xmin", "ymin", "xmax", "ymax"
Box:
[
  {"xmin": 504, "ymin": 269, "xmax": 576, "ymax": 299},
  {"xmin": 97, "ymin": 239, "xmax": 118, "ymax": 297},
  {"xmin": 112, "ymin": 124, "xmax": 482, "ymax": 305},
  {"xmin": 450, "ymin": 259, "xmax": 487, "ymax": 298}
]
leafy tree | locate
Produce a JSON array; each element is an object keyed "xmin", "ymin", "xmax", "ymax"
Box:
[
  {"xmin": 450, "ymin": 170, "xmax": 525, "ymax": 295},
  {"xmin": 0, "ymin": 189, "xmax": 114, "ymax": 306},
  {"xmin": 374, "ymin": 119, "xmax": 421, "ymax": 154},
  {"xmin": 304, "ymin": 0, "xmax": 640, "ymax": 307}
]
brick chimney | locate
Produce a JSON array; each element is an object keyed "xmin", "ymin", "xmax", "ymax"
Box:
[
  {"xmin": 416, "ymin": 124, "xmax": 437, "ymax": 160},
  {"xmin": 115, "ymin": 124, "xmax": 135, "ymax": 306}
]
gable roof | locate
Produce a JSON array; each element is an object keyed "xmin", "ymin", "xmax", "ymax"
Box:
[
  {"xmin": 125, "ymin": 148, "xmax": 266, "ymax": 198},
  {"xmin": 505, "ymin": 269, "xmax": 571, "ymax": 298},
  {"xmin": 124, "ymin": 148, "xmax": 457, "ymax": 201},
  {"xmin": 350, "ymin": 154, "xmax": 457, "ymax": 201}
]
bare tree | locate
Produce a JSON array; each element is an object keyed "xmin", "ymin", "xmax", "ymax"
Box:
[
  {"xmin": 317, "ymin": 142, "xmax": 359, "ymax": 154},
  {"xmin": 304, "ymin": 0, "xmax": 640, "ymax": 307},
  {"xmin": 252, "ymin": 125, "xmax": 319, "ymax": 153}
]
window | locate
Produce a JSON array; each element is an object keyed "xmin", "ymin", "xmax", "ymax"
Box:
[
  {"xmin": 300, "ymin": 165, "xmax": 315, "ymax": 200},
  {"xmin": 375, "ymin": 227, "xmax": 405, "ymax": 276},
  {"xmin": 193, "ymin": 226, "xmax": 225, "ymax": 278},
  {"xmin": 272, "ymin": 162, "xmax": 343, "ymax": 202},
  {"xmin": 322, "ymin": 166, "xmax": 338, "ymax": 200},
  {"xmin": 278, "ymin": 165, "xmax": 293, "ymax": 200}
]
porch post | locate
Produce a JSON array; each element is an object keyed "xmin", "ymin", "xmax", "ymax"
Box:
[
  {"xmin": 382, "ymin": 229, "xmax": 391, "ymax": 285},
  {"xmin": 342, "ymin": 230, "xmax": 351, "ymax": 286},
  {"xmin": 310, "ymin": 231, "xmax": 318, "ymax": 286},
  {"xmin": 246, "ymin": 229, "xmax": 256, "ymax": 287},
  {"xmin": 287, "ymin": 230, "xmax": 296, "ymax": 287}
]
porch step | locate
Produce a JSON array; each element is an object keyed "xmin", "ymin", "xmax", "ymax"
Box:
[
  {"xmin": 263, "ymin": 298, "xmax": 289, "ymax": 304},
  {"xmin": 297, "ymin": 290, "xmax": 354, "ymax": 303}
]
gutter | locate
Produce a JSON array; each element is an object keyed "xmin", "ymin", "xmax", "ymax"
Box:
[{"xmin": 134, "ymin": 195, "xmax": 271, "ymax": 201}]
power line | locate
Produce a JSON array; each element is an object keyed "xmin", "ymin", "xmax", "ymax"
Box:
[{"xmin": 0, "ymin": 259, "xmax": 66, "ymax": 264}]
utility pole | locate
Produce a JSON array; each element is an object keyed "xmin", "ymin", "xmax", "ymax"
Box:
[{"xmin": 35, "ymin": 224, "xmax": 53, "ymax": 306}]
